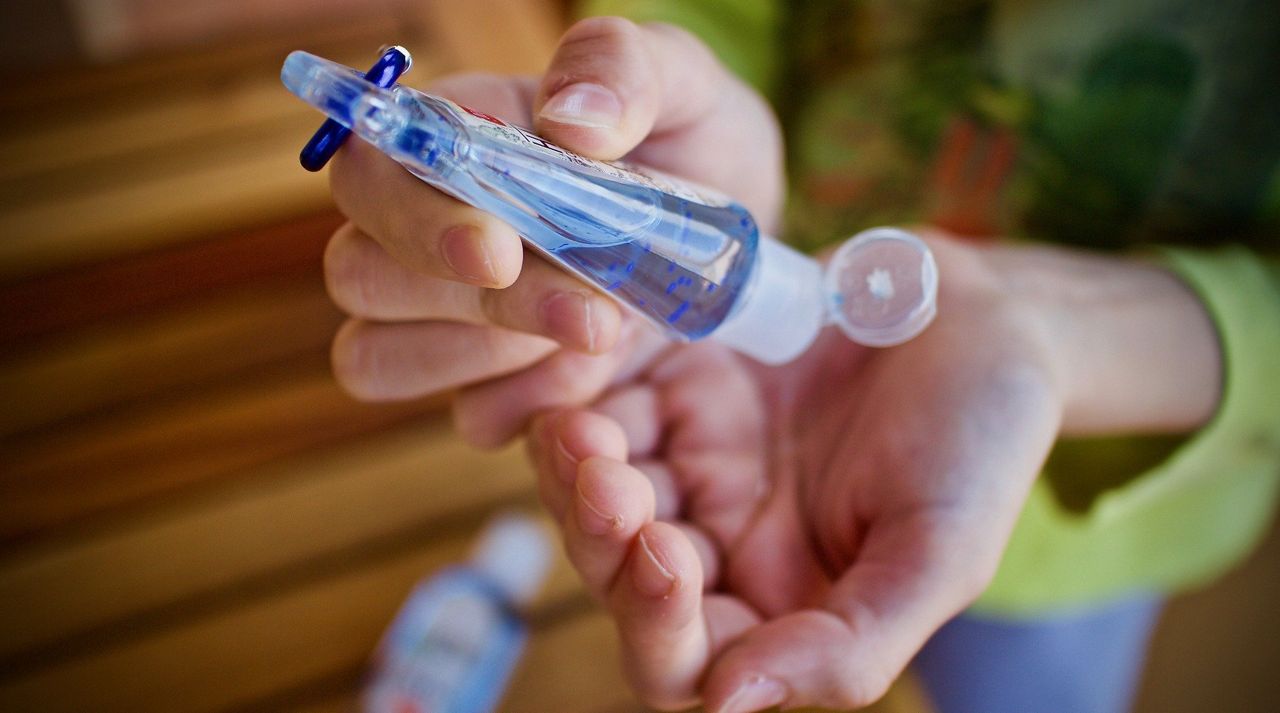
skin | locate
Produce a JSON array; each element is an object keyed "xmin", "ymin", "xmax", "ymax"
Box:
[{"xmin": 323, "ymin": 17, "xmax": 1223, "ymax": 712}]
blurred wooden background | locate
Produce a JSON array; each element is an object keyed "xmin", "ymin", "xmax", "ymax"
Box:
[{"xmin": 0, "ymin": 1, "xmax": 1275, "ymax": 712}]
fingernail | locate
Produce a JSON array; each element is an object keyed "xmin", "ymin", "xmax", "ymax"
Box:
[
  {"xmin": 717, "ymin": 675, "xmax": 788, "ymax": 713},
  {"xmin": 632, "ymin": 531, "xmax": 678, "ymax": 597},
  {"xmin": 539, "ymin": 82, "xmax": 622, "ymax": 129},
  {"xmin": 441, "ymin": 224, "xmax": 498, "ymax": 285},
  {"xmin": 542, "ymin": 292, "xmax": 597, "ymax": 351},
  {"xmin": 576, "ymin": 477, "xmax": 622, "ymax": 536}
]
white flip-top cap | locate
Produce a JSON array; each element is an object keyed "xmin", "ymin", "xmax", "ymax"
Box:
[
  {"xmin": 825, "ymin": 228, "xmax": 937, "ymax": 347},
  {"xmin": 468, "ymin": 513, "xmax": 552, "ymax": 606},
  {"xmin": 712, "ymin": 229, "xmax": 937, "ymax": 363}
]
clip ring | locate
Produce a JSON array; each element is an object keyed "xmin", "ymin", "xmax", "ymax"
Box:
[{"xmin": 299, "ymin": 45, "xmax": 412, "ymax": 171}]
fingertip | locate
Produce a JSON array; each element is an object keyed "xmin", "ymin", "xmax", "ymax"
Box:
[
  {"xmin": 706, "ymin": 675, "xmax": 789, "ymax": 713},
  {"xmin": 573, "ymin": 456, "xmax": 654, "ymax": 537},
  {"xmin": 539, "ymin": 290, "xmax": 622, "ymax": 354},
  {"xmin": 628, "ymin": 521, "xmax": 700, "ymax": 600},
  {"xmin": 576, "ymin": 455, "xmax": 650, "ymax": 527},
  {"xmin": 555, "ymin": 411, "xmax": 629, "ymax": 464},
  {"xmin": 700, "ymin": 612, "xmax": 891, "ymax": 713},
  {"xmin": 534, "ymin": 16, "xmax": 658, "ymax": 159},
  {"xmin": 440, "ymin": 222, "xmax": 523, "ymax": 288},
  {"xmin": 538, "ymin": 81, "xmax": 623, "ymax": 131}
]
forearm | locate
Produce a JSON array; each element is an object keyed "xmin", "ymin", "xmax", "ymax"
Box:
[{"xmin": 983, "ymin": 243, "xmax": 1222, "ymax": 436}]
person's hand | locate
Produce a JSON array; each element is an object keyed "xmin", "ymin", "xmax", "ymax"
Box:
[
  {"xmin": 323, "ymin": 17, "xmax": 781, "ymax": 435},
  {"xmin": 522, "ymin": 235, "xmax": 1067, "ymax": 711},
  {"xmin": 322, "ymin": 16, "xmax": 1222, "ymax": 712},
  {"xmin": 521, "ymin": 222, "xmax": 1220, "ymax": 713},
  {"xmin": 322, "ymin": 18, "xmax": 1059, "ymax": 711}
]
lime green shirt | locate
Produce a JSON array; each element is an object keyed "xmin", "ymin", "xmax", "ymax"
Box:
[{"xmin": 585, "ymin": 0, "xmax": 1280, "ymax": 615}]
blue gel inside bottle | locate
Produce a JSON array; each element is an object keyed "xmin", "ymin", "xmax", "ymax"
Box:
[{"xmin": 282, "ymin": 51, "xmax": 757, "ymax": 340}]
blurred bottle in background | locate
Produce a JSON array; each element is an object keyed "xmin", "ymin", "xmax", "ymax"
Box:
[{"xmin": 363, "ymin": 513, "xmax": 553, "ymax": 713}]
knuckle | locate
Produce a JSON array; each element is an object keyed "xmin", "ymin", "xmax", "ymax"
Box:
[
  {"xmin": 562, "ymin": 15, "xmax": 642, "ymax": 49},
  {"xmin": 642, "ymin": 21, "xmax": 715, "ymax": 65},
  {"xmin": 541, "ymin": 351, "xmax": 590, "ymax": 396},
  {"xmin": 552, "ymin": 15, "xmax": 650, "ymax": 87}
]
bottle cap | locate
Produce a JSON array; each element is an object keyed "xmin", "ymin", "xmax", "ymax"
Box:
[
  {"xmin": 710, "ymin": 235, "xmax": 826, "ymax": 365},
  {"xmin": 468, "ymin": 512, "xmax": 553, "ymax": 606},
  {"xmin": 825, "ymin": 228, "xmax": 937, "ymax": 347}
]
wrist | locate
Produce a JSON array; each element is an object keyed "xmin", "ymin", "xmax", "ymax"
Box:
[{"xmin": 979, "ymin": 241, "xmax": 1222, "ymax": 435}]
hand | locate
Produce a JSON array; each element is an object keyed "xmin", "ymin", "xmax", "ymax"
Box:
[
  {"xmin": 522, "ymin": 231, "xmax": 1220, "ymax": 712},
  {"xmin": 523, "ymin": 236, "xmax": 1065, "ymax": 711},
  {"xmin": 322, "ymin": 16, "xmax": 1222, "ymax": 712},
  {"xmin": 323, "ymin": 17, "xmax": 781, "ymax": 440}
]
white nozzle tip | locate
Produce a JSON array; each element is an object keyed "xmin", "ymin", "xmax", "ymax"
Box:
[{"xmin": 826, "ymin": 228, "xmax": 938, "ymax": 347}]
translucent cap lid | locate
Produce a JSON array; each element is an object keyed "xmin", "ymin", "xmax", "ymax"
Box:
[
  {"xmin": 468, "ymin": 512, "xmax": 553, "ymax": 606},
  {"xmin": 825, "ymin": 228, "xmax": 938, "ymax": 347}
]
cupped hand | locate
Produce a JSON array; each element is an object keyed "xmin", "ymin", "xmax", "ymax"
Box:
[
  {"xmin": 323, "ymin": 17, "xmax": 1066, "ymax": 712},
  {"xmin": 526, "ymin": 239, "xmax": 1064, "ymax": 711}
]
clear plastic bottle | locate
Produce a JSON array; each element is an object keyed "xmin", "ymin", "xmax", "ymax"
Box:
[
  {"xmin": 362, "ymin": 513, "xmax": 552, "ymax": 713},
  {"xmin": 282, "ymin": 51, "xmax": 937, "ymax": 364}
]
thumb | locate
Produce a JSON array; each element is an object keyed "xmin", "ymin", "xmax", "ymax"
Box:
[
  {"xmin": 701, "ymin": 515, "xmax": 997, "ymax": 712},
  {"xmin": 533, "ymin": 17, "xmax": 731, "ymax": 160}
]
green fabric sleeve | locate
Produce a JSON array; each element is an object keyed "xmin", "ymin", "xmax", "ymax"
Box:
[
  {"xmin": 975, "ymin": 246, "xmax": 1280, "ymax": 617},
  {"xmin": 577, "ymin": 0, "xmax": 781, "ymax": 93}
]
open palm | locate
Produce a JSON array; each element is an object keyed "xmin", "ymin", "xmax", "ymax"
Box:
[{"xmin": 522, "ymin": 237, "xmax": 1062, "ymax": 711}]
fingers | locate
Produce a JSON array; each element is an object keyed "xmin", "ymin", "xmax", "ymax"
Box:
[
  {"xmin": 669, "ymin": 450, "xmax": 766, "ymax": 546},
  {"xmin": 452, "ymin": 323, "xmax": 670, "ymax": 447},
  {"xmin": 591, "ymin": 384, "xmax": 663, "ymax": 456},
  {"xmin": 701, "ymin": 610, "xmax": 883, "ymax": 713},
  {"xmin": 330, "ymin": 319, "xmax": 556, "ymax": 401},
  {"xmin": 703, "ymin": 515, "xmax": 993, "ymax": 713},
  {"xmin": 532, "ymin": 417, "xmax": 766, "ymax": 710},
  {"xmin": 325, "ymin": 223, "xmax": 622, "ymax": 352},
  {"xmin": 563, "ymin": 456, "xmax": 654, "ymax": 598},
  {"xmin": 534, "ymin": 18, "xmax": 730, "ymax": 160},
  {"xmin": 610, "ymin": 521, "xmax": 708, "ymax": 709},
  {"xmin": 527, "ymin": 409, "xmax": 628, "ymax": 519},
  {"xmin": 329, "ymin": 139, "xmax": 524, "ymax": 288},
  {"xmin": 535, "ymin": 449, "xmax": 717, "ymax": 709},
  {"xmin": 326, "ymin": 74, "xmax": 539, "ymax": 290},
  {"xmin": 530, "ymin": 413, "xmax": 713, "ymax": 584},
  {"xmin": 650, "ymin": 343, "xmax": 765, "ymax": 454},
  {"xmin": 537, "ymin": 18, "xmax": 783, "ymax": 223}
]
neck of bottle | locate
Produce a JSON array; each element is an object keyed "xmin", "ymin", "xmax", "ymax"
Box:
[{"xmin": 710, "ymin": 235, "xmax": 826, "ymax": 365}]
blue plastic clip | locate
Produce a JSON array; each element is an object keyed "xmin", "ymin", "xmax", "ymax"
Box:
[{"xmin": 299, "ymin": 45, "xmax": 412, "ymax": 171}]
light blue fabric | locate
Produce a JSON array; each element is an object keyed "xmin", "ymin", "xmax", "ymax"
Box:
[{"xmin": 912, "ymin": 595, "xmax": 1163, "ymax": 713}]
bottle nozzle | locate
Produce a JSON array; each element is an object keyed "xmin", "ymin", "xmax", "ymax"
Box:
[{"xmin": 711, "ymin": 228, "xmax": 937, "ymax": 364}]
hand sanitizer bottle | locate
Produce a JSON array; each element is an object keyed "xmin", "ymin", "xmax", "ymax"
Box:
[
  {"xmin": 362, "ymin": 514, "xmax": 552, "ymax": 713},
  {"xmin": 283, "ymin": 51, "xmax": 937, "ymax": 364}
]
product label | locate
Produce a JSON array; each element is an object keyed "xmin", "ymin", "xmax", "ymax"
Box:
[{"xmin": 445, "ymin": 97, "xmax": 733, "ymax": 207}]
